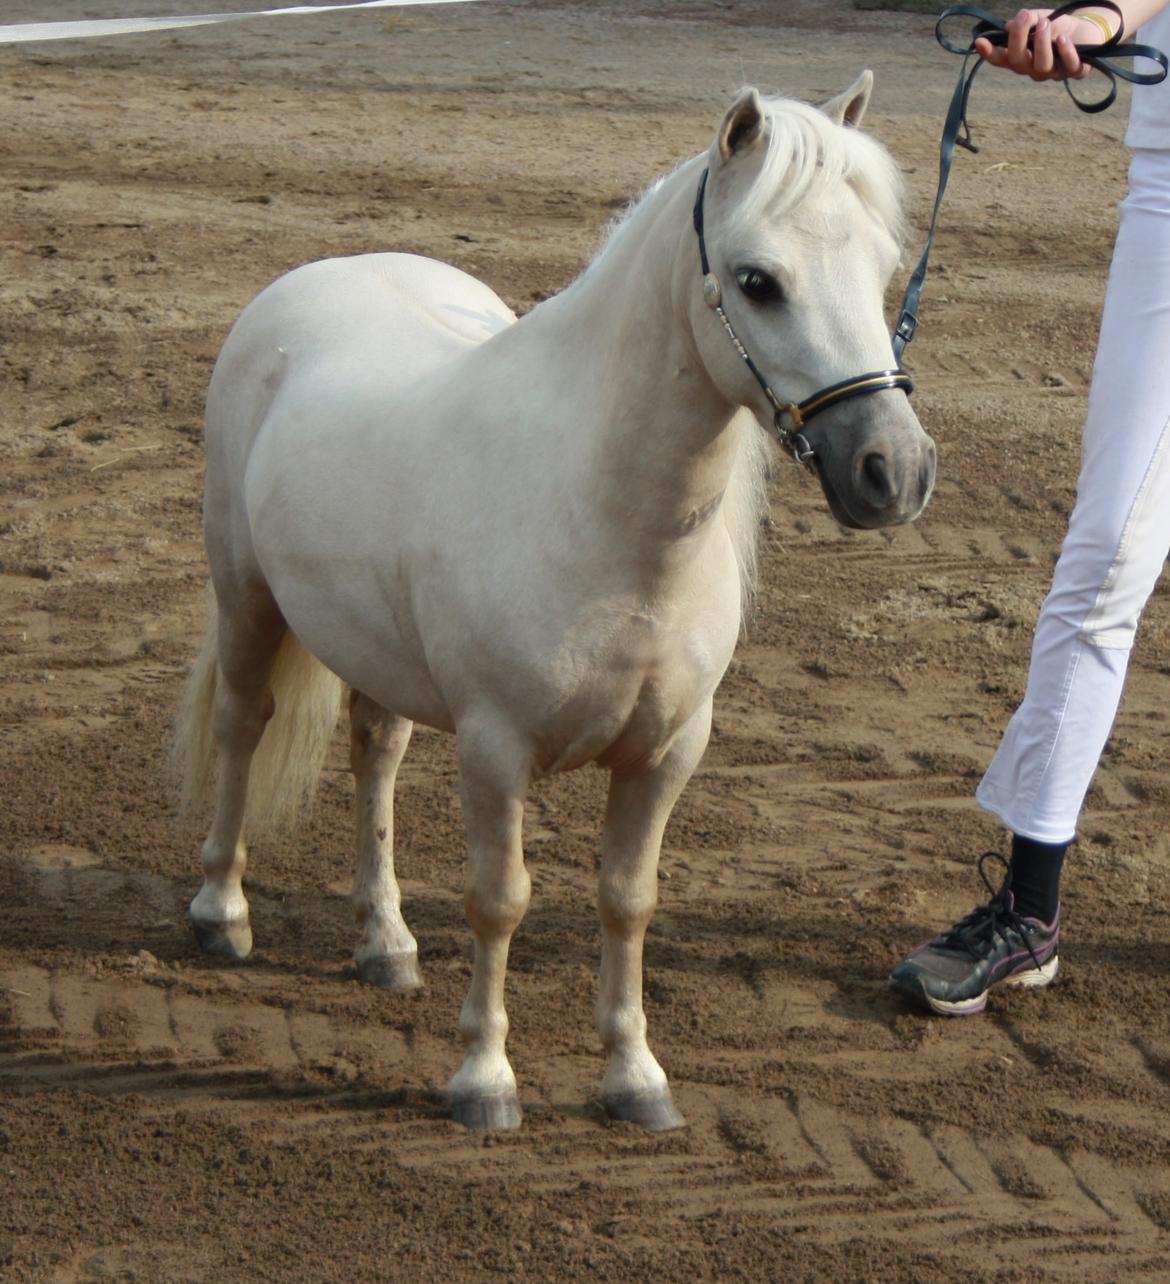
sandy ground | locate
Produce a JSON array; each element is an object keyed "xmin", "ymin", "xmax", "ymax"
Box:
[{"xmin": 5, "ymin": 1, "xmax": 1170, "ymax": 1280}]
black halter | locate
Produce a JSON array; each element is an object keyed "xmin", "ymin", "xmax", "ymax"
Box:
[{"xmin": 691, "ymin": 167, "xmax": 912, "ymax": 462}]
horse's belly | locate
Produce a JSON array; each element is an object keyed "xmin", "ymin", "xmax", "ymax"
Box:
[
  {"xmin": 305, "ymin": 604, "xmax": 452, "ymax": 732},
  {"xmin": 244, "ymin": 436, "xmax": 456, "ymax": 729}
]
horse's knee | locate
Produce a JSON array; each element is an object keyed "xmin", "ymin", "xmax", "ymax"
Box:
[
  {"xmin": 465, "ymin": 889, "xmax": 530, "ymax": 941},
  {"xmin": 598, "ymin": 876, "xmax": 656, "ymax": 936},
  {"xmin": 464, "ymin": 864, "xmax": 531, "ymax": 938}
]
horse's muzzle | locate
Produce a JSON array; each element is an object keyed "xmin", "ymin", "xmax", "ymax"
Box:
[{"xmin": 805, "ymin": 396, "xmax": 936, "ymax": 530}]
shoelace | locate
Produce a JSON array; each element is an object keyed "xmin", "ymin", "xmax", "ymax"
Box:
[{"xmin": 940, "ymin": 851, "xmax": 1046, "ymax": 971}]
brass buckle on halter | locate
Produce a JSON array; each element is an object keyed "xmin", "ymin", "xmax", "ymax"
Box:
[{"xmin": 774, "ymin": 404, "xmax": 815, "ymax": 466}]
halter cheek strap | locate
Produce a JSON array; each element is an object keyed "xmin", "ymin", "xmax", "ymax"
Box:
[{"xmin": 691, "ymin": 168, "xmax": 913, "ymax": 460}]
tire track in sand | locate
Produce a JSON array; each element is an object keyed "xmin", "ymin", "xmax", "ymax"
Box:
[{"xmin": 5, "ymin": 944, "xmax": 1170, "ymax": 1276}]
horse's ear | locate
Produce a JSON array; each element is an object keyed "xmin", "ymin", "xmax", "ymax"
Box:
[
  {"xmin": 717, "ymin": 88, "xmax": 767, "ymax": 162},
  {"xmin": 822, "ymin": 69, "xmax": 873, "ymax": 129}
]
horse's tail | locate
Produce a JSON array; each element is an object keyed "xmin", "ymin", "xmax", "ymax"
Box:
[
  {"xmin": 246, "ymin": 628, "xmax": 345, "ymax": 834},
  {"xmin": 170, "ymin": 583, "xmax": 346, "ymax": 835}
]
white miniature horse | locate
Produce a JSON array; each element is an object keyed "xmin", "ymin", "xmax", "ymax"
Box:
[{"xmin": 172, "ymin": 75, "xmax": 936, "ymax": 1131}]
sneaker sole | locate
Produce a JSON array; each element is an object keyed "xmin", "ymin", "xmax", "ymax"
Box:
[{"xmin": 895, "ymin": 954, "xmax": 1059, "ymax": 1018}]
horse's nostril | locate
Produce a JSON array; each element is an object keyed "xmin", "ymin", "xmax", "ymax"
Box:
[{"xmin": 862, "ymin": 451, "xmax": 895, "ymax": 505}]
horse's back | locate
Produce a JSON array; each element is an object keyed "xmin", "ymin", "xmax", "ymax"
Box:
[
  {"xmin": 244, "ymin": 250, "xmax": 512, "ymax": 353},
  {"xmin": 205, "ymin": 253, "xmax": 515, "ymax": 454},
  {"xmin": 311, "ymin": 253, "xmax": 516, "ymax": 366}
]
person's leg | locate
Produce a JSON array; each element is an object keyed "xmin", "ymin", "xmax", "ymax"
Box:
[
  {"xmin": 892, "ymin": 148, "xmax": 1170, "ymax": 1014},
  {"xmin": 1005, "ymin": 835, "xmax": 1066, "ymax": 924},
  {"xmin": 979, "ymin": 146, "xmax": 1170, "ymax": 847}
]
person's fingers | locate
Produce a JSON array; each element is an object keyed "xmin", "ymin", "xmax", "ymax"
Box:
[
  {"xmin": 1031, "ymin": 16, "xmax": 1055, "ymax": 78},
  {"xmin": 1006, "ymin": 10, "xmax": 1036, "ymax": 72},
  {"xmin": 1055, "ymin": 32, "xmax": 1088, "ymax": 78},
  {"xmin": 974, "ymin": 34, "xmax": 1009, "ymax": 66}
]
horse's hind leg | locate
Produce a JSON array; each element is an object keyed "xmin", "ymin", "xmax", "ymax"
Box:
[
  {"xmin": 596, "ymin": 703, "xmax": 713, "ymax": 1131},
  {"xmin": 348, "ymin": 691, "xmax": 421, "ymax": 989},
  {"xmin": 189, "ymin": 585, "xmax": 285, "ymax": 960}
]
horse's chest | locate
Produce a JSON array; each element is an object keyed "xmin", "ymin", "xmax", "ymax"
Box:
[
  {"xmin": 601, "ymin": 676, "xmax": 693, "ymax": 770},
  {"xmin": 542, "ymin": 624, "xmax": 724, "ymax": 774}
]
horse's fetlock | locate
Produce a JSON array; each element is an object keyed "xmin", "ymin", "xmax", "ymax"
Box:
[
  {"xmin": 354, "ymin": 909, "xmax": 413, "ymax": 964},
  {"xmin": 601, "ymin": 1047, "xmax": 669, "ymax": 1103},
  {"xmin": 458, "ymin": 1005, "xmax": 509, "ymax": 1049},
  {"xmin": 598, "ymin": 1003, "xmax": 648, "ymax": 1052},
  {"xmin": 353, "ymin": 892, "xmax": 401, "ymax": 924},
  {"xmin": 199, "ymin": 835, "xmax": 246, "ymax": 881}
]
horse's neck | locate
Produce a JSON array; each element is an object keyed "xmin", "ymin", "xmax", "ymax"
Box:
[{"xmin": 542, "ymin": 164, "xmax": 743, "ymax": 547}]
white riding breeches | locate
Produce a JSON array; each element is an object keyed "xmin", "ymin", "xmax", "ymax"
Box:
[{"xmin": 977, "ymin": 147, "xmax": 1170, "ymax": 844}]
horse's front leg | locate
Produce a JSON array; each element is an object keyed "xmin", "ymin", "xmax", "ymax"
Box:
[
  {"xmin": 448, "ymin": 719, "xmax": 532, "ymax": 1131},
  {"xmin": 348, "ymin": 691, "xmax": 421, "ymax": 989},
  {"xmin": 597, "ymin": 703, "xmax": 713, "ymax": 1131}
]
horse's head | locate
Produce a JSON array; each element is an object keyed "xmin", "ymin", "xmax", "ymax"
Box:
[{"xmin": 688, "ymin": 76, "xmax": 935, "ymax": 529}]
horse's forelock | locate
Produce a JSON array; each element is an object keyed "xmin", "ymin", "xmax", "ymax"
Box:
[{"xmin": 728, "ymin": 97, "xmax": 905, "ymax": 248}]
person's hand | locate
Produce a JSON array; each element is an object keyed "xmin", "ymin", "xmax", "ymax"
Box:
[{"xmin": 974, "ymin": 7, "xmax": 1112, "ymax": 80}]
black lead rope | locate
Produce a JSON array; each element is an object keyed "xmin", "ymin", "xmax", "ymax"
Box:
[{"xmin": 893, "ymin": 0, "xmax": 1169, "ymax": 361}]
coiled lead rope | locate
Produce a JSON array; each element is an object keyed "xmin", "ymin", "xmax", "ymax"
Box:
[{"xmin": 893, "ymin": 1, "xmax": 1168, "ymax": 360}]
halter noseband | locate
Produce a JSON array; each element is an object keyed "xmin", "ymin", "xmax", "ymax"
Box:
[{"xmin": 691, "ymin": 167, "xmax": 912, "ymax": 463}]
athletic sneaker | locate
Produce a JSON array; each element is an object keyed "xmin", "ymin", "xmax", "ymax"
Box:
[{"xmin": 889, "ymin": 853, "xmax": 1060, "ymax": 1017}]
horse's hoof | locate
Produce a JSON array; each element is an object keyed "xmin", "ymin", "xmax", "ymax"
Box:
[
  {"xmin": 190, "ymin": 916, "xmax": 253, "ymax": 961},
  {"xmin": 451, "ymin": 1094, "xmax": 522, "ymax": 1131},
  {"xmin": 603, "ymin": 1091, "xmax": 685, "ymax": 1132},
  {"xmin": 356, "ymin": 952, "xmax": 423, "ymax": 991}
]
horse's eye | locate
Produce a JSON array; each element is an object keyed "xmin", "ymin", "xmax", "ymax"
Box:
[{"xmin": 735, "ymin": 268, "xmax": 783, "ymax": 305}]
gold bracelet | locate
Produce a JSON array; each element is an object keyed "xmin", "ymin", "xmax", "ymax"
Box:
[{"xmin": 1080, "ymin": 10, "xmax": 1116, "ymax": 41}]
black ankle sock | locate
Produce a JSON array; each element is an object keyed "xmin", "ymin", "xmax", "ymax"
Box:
[{"xmin": 1007, "ymin": 834, "xmax": 1068, "ymax": 924}]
